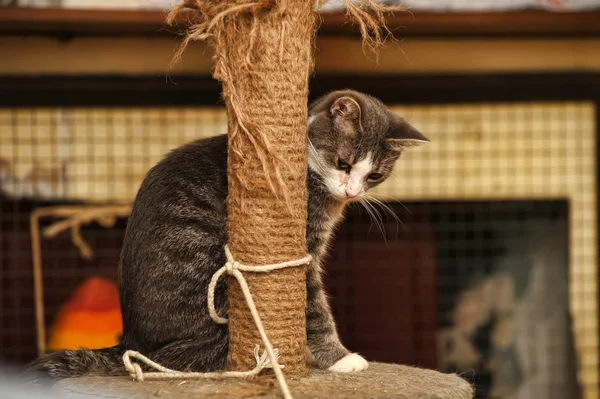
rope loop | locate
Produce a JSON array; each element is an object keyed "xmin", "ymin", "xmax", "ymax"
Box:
[{"xmin": 122, "ymin": 244, "xmax": 312, "ymax": 399}]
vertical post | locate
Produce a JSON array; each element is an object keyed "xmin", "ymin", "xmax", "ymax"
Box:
[
  {"xmin": 30, "ymin": 210, "xmax": 46, "ymax": 357},
  {"xmin": 219, "ymin": 0, "xmax": 314, "ymax": 374}
]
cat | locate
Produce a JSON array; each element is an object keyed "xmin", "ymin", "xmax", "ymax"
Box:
[{"xmin": 24, "ymin": 89, "xmax": 428, "ymax": 383}]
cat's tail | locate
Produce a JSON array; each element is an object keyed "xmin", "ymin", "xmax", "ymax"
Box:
[{"xmin": 22, "ymin": 346, "xmax": 126, "ymax": 385}]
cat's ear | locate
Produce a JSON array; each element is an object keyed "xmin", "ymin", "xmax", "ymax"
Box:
[
  {"xmin": 330, "ymin": 96, "xmax": 363, "ymax": 136},
  {"xmin": 388, "ymin": 117, "xmax": 429, "ymax": 150}
]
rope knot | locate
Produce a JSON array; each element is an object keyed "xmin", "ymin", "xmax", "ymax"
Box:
[
  {"xmin": 225, "ymin": 261, "xmax": 236, "ymax": 274},
  {"xmin": 129, "ymin": 245, "xmax": 312, "ymax": 399},
  {"xmin": 123, "ymin": 351, "xmax": 150, "ymax": 382},
  {"xmin": 132, "ymin": 363, "xmax": 144, "ymax": 382}
]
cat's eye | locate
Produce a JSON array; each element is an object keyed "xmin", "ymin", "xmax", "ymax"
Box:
[
  {"xmin": 337, "ymin": 159, "xmax": 351, "ymax": 172},
  {"xmin": 367, "ymin": 173, "xmax": 384, "ymax": 182}
]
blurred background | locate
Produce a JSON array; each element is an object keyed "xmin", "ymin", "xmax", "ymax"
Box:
[{"xmin": 0, "ymin": 1, "xmax": 599, "ymax": 399}]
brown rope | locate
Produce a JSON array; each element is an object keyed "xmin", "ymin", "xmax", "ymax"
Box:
[
  {"xmin": 71, "ymin": 224, "xmax": 93, "ymax": 260},
  {"xmin": 42, "ymin": 206, "xmax": 129, "ymax": 240},
  {"xmin": 167, "ymin": 0, "xmax": 315, "ymax": 375}
]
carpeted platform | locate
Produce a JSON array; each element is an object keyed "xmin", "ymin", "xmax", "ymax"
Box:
[{"xmin": 54, "ymin": 362, "xmax": 474, "ymax": 399}]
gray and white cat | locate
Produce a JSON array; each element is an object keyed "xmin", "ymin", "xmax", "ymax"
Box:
[{"xmin": 24, "ymin": 90, "xmax": 428, "ymax": 382}]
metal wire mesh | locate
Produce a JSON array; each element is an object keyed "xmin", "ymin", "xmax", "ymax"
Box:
[{"xmin": 0, "ymin": 102, "xmax": 596, "ymax": 399}]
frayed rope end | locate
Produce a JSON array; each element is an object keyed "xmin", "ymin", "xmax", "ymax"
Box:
[{"xmin": 253, "ymin": 344, "xmax": 285, "ymax": 370}]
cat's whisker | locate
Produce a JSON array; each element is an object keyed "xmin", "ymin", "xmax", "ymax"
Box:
[
  {"xmin": 358, "ymin": 200, "xmax": 373, "ymax": 232},
  {"xmin": 365, "ymin": 195, "xmax": 407, "ymax": 234},
  {"xmin": 364, "ymin": 196, "xmax": 401, "ymax": 244},
  {"xmin": 366, "ymin": 200, "xmax": 398, "ymax": 242},
  {"xmin": 369, "ymin": 196, "xmax": 401, "ymax": 221},
  {"xmin": 388, "ymin": 169, "xmax": 402, "ymax": 181},
  {"xmin": 309, "ymin": 172, "xmax": 327, "ymax": 187},
  {"xmin": 368, "ymin": 192, "xmax": 412, "ymax": 215},
  {"xmin": 361, "ymin": 198, "xmax": 387, "ymax": 243},
  {"xmin": 398, "ymin": 201, "xmax": 412, "ymax": 215},
  {"xmin": 372, "ymin": 204, "xmax": 388, "ymax": 244},
  {"xmin": 358, "ymin": 198, "xmax": 377, "ymax": 234}
]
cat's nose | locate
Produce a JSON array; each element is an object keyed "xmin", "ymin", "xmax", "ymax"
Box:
[{"xmin": 345, "ymin": 191, "xmax": 358, "ymax": 199}]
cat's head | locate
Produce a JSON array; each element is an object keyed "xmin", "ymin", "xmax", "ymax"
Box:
[{"xmin": 307, "ymin": 90, "xmax": 428, "ymax": 201}]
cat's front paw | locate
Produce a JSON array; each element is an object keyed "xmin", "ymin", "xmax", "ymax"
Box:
[{"xmin": 327, "ymin": 353, "xmax": 368, "ymax": 372}]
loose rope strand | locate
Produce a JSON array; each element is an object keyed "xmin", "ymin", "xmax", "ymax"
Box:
[
  {"xmin": 123, "ymin": 245, "xmax": 312, "ymax": 399},
  {"xmin": 123, "ymin": 344, "xmax": 278, "ymax": 381}
]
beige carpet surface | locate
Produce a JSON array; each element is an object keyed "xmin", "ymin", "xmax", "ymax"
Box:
[{"xmin": 54, "ymin": 362, "xmax": 474, "ymax": 399}]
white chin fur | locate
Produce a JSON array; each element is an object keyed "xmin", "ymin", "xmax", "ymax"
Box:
[
  {"xmin": 328, "ymin": 353, "xmax": 369, "ymax": 372},
  {"xmin": 307, "ymin": 147, "xmax": 371, "ymax": 201}
]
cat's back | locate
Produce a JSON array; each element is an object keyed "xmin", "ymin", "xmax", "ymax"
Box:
[
  {"xmin": 139, "ymin": 134, "xmax": 228, "ymax": 203},
  {"xmin": 121, "ymin": 134, "xmax": 229, "ymax": 269}
]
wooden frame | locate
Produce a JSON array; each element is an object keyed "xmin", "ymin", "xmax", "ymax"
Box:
[
  {"xmin": 1, "ymin": 72, "xmax": 600, "ymax": 106},
  {"xmin": 1, "ymin": 8, "xmax": 600, "ymax": 38},
  {"xmin": 29, "ymin": 205, "xmax": 131, "ymax": 356}
]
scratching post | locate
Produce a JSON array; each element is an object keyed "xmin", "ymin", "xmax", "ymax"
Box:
[
  {"xmin": 171, "ymin": 0, "xmax": 316, "ymax": 374},
  {"xmin": 215, "ymin": 1, "xmax": 314, "ymax": 374}
]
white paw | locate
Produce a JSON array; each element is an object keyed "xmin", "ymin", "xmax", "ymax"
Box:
[{"xmin": 328, "ymin": 353, "xmax": 368, "ymax": 372}]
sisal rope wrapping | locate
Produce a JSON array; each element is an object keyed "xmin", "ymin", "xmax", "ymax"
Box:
[
  {"xmin": 218, "ymin": 0, "xmax": 313, "ymax": 375},
  {"xmin": 123, "ymin": 246, "xmax": 312, "ymax": 399},
  {"xmin": 168, "ymin": 0, "xmax": 316, "ymax": 375}
]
